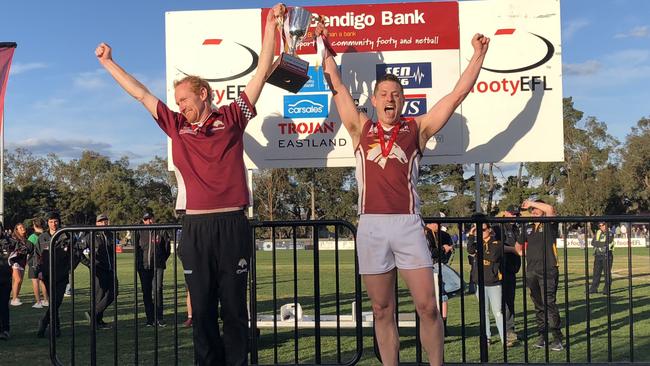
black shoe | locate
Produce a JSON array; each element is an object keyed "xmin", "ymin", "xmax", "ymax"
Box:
[
  {"xmin": 156, "ymin": 320, "xmax": 167, "ymax": 327},
  {"xmin": 97, "ymin": 321, "xmax": 111, "ymax": 330},
  {"xmin": 55, "ymin": 327, "xmax": 62, "ymax": 337},
  {"xmin": 550, "ymin": 338, "xmax": 564, "ymax": 351},
  {"xmin": 534, "ymin": 335, "xmax": 545, "ymax": 349},
  {"xmin": 84, "ymin": 311, "xmax": 92, "ymax": 325},
  {"xmin": 145, "ymin": 321, "xmax": 154, "ymax": 327},
  {"xmin": 0, "ymin": 331, "xmax": 9, "ymax": 340}
]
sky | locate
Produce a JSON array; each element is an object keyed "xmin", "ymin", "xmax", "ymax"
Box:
[{"xmin": 1, "ymin": 0, "xmax": 649, "ymax": 166}]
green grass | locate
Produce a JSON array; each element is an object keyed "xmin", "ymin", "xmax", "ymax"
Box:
[{"xmin": 3, "ymin": 248, "xmax": 650, "ymax": 365}]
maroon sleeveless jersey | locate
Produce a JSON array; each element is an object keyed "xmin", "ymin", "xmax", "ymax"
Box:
[{"xmin": 355, "ymin": 119, "xmax": 422, "ymax": 214}]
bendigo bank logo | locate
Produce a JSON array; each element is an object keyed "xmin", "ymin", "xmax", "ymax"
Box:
[
  {"xmin": 176, "ymin": 38, "xmax": 259, "ymax": 82},
  {"xmin": 283, "ymin": 94, "xmax": 329, "ymax": 119},
  {"xmin": 402, "ymin": 94, "xmax": 427, "ymax": 119},
  {"xmin": 376, "ymin": 62, "xmax": 432, "ymax": 89}
]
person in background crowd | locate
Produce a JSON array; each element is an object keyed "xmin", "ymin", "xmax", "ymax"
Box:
[
  {"xmin": 590, "ymin": 221, "xmax": 614, "ymax": 295},
  {"xmin": 80, "ymin": 213, "xmax": 117, "ymax": 330},
  {"xmin": 515, "ymin": 199, "xmax": 564, "ymax": 351},
  {"xmin": 10, "ymin": 223, "xmax": 31, "ymax": 306},
  {"xmin": 28, "ymin": 218, "xmax": 49, "ymax": 308},
  {"xmin": 37, "ymin": 211, "xmax": 70, "ymax": 338},
  {"xmin": 1, "ymin": 223, "xmax": 17, "ymax": 340},
  {"xmin": 425, "ymin": 214, "xmax": 454, "ymax": 333},
  {"xmin": 500, "ymin": 205, "xmax": 522, "ymax": 346},
  {"xmin": 135, "ymin": 211, "xmax": 171, "ymax": 327},
  {"xmin": 468, "ymin": 223, "xmax": 509, "ymax": 345}
]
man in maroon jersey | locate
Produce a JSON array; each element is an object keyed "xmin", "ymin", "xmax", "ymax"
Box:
[
  {"xmin": 316, "ymin": 22, "xmax": 489, "ymax": 365},
  {"xmin": 96, "ymin": 4, "xmax": 284, "ymax": 365}
]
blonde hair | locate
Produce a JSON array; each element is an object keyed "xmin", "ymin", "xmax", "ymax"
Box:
[{"xmin": 174, "ymin": 75, "xmax": 213, "ymax": 104}]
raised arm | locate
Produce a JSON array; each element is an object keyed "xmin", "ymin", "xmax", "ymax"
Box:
[
  {"xmin": 316, "ymin": 22, "xmax": 366, "ymax": 146},
  {"xmin": 521, "ymin": 199, "xmax": 556, "ymax": 217},
  {"xmin": 417, "ymin": 33, "xmax": 489, "ymax": 150},
  {"xmin": 95, "ymin": 43, "xmax": 160, "ymax": 118},
  {"xmin": 243, "ymin": 3, "xmax": 284, "ymax": 105}
]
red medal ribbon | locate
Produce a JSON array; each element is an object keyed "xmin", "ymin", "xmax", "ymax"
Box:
[{"xmin": 377, "ymin": 122, "xmax": 400, "ymax": 158}]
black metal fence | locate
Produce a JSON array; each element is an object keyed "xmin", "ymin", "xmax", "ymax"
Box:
[{"xmin": 46, "ymin": 215, "xmax": 650, "ymax": 365}]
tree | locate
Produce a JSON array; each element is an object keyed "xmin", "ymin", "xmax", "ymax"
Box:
[{"xmin": 619, "ymin": 117, "xmax": 650, "ymax": 213}]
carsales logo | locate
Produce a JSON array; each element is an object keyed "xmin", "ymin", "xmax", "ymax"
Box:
[
  {"xmin": 283, "ymin": 94, "xmax": 329, "ymax": 119},
  {"xmin": 376, "ymin": 62, "xmax": 432, "ymax": 89}
]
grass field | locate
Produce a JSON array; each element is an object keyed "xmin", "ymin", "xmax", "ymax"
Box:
[{"xmin": 2, "ymin": 247, "xmax": 650, "ymax": 365}]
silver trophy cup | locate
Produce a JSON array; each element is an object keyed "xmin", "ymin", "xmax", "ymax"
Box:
[{"xmin": 267, "ymin": 6, "xmax": 312, "ymax": 93}]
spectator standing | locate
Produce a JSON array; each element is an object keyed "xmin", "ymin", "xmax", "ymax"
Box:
[
  {"xmin": 27, "ymin": 218, "xmax": 49, "ymax": 308},
  {"xmin": 589, "ymin": 221, "xmax": 614, "ymax": 295},
  {"xmin": 10, "ymin": 223, "xmax": 30, "ymax": 306},
  {"xmin": 135, "ymin": 212, "xmax": 171, "ymax": 326}
]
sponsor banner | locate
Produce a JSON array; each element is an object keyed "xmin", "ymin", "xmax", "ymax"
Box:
[
  {"xmin": 557, "ymin": 238, "xmax": 648, "ymax": 248},
  {"xmin": 263, "ymin": 2, "xmax": 459, "ymax": 54},
  {"xmin": 453, "ymin": 0, "xmax": 563, "ymax": 164},
  {"xmin": 165, "ymin": 0, "xmax": 562, "ymax": 169}
]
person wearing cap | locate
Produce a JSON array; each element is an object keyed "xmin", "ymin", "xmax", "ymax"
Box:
[
  {"xmin": 589, "ymin": 221, "xmax": 614, "ymax": 295},
  {"xmin": 79, "ymin": 213, "xmax": 117, "ymax": 330},
  {"xmin": 499, "ymin": 205, "xmax": 522, "ymax": 346},
  {"xmin": 515, "ymin": 199, "xmax": 563, "ymax": 351},
  {"xmin": 135, "ymin": 212, "xmax": 171, "ymax": 327},
  {"xmin": 36, "ymin": 211, "xmax": 70, "ymax": 338}
]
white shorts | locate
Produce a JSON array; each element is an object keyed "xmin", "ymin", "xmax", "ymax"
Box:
[{"xmin": 357, "ymin": 214, "xmax": 433, "ymax": 275}]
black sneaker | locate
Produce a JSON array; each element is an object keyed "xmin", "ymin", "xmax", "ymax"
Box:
[
  {"xmin": 550, "ymin": 338, "xmax": 564, "ymax": 351},
  {"xmin": 145, "ymin": 321, "xmax": 154, "ymax": 327},
  {"xmin": 534, "ymin": 335, "xmax": 545, "ymax": 349},
  {"xmin": 156, "ymin": 320, "xmax": 167, "ymax": 327},
  {"xmin": 84, "ymin": 311, "xmax": 92, "ymax": 325},
  {"xmin": 0, "ymin": 331, "xmax": 9, "ymax": 340},
  {"xmin": 55, "ymin": 327, "xmax": 62, "ymax": 337},
  {"xmin": 97, "ymin": 321, "xmax": 111, "ymax": 330}
]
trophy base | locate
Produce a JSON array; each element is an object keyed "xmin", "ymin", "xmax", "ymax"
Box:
[{"xmin": 267, "ymin": 53, "xmax": 310, "ymax": 94}]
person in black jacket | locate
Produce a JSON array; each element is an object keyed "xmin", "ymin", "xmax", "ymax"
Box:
[
  {"xmin": 0, "ymin": 224, "xmax": 19, "ymax": 340},
  {"xmin": 468, "ymin": 223, "xmax": 505, "ymax": 345},
  {"xmin": 515, "ymin": 199, "xmax": 563, "ymax": 351},
  {"xmin": 498, "ymin": 206, "xmax": 522, "ymax": 346},
  {"xmin": 424, "ymin": 218, "xmax": 454, "ymax": 331},
  {"xmin": 36, "ymin": 212, "xmax": 71, "ymax": 338},
  {"xmin": 80, "ymin": 213, "xmax": 117, "ymax": 330},
  {"xmin": 135, "ymin": 211, "xmax": 171, "ymax": 327}
]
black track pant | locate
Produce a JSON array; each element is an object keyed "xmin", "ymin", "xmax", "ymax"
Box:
[
  {"xmin": 42, "ymin": 277, "xmax": 68, "ymax": 331},
  {"xmin": 181, "ymin": 211, "xmax": 251, "ymax": 366},
  {"xmin": 502, "ymin": 270, "xmax": 517, "ymax": 333},
  {"xmin": 138, "ymin": 267, "xmax": 165, "ymax": 323},
  {"xmin": 590, "ymin": 254, "xmax": 613, "ymax": 293},
  {"xmin": 93, "ymin": 269, "xmax": 116, "ymax": 323},
  {"xmin": 526, "ymin": 266, "xmax": 562, "ymax": 339}
]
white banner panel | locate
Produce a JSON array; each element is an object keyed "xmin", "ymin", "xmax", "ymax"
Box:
[
  {"xmin": 165, "ymin": 0, "xmax": 563, "ymax": 169},
  {"xmin": 455, "ymin": 0, "xmax": 563, "ymax": 164}
]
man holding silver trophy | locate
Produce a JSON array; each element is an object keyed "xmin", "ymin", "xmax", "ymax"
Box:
[
  {"xmin": 315, "ymin": 20, "xmax": 490, "ymax": 366},
  {"xmin": 96, "ymin": 4, "xmax": 285, "ymax": 365}
]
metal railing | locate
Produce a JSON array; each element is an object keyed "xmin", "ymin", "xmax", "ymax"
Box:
[{"xmin": 45, "ymin": 215, "xmax": 650, "ymax": 365}]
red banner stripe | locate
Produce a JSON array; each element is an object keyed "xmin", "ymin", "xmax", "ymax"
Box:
[
  {"xmin": 495, "ymin": 28, "xmax": 516, "ymax": 35},
  {"xmin": 202, "ymin": 39, "xmax": 222, "ymax": 45}
]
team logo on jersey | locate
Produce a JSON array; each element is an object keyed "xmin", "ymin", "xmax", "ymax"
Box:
[
  {"xmin": 365, "ymin": 124, "xmax": 409, "ymax": 169},
  {"xmin": 236, "ymin": 258, "xmax": 248, "ymax": 274},
  {"xmin": 376, "ymin": 63, "xmax": 432, "ymax": 89}
]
